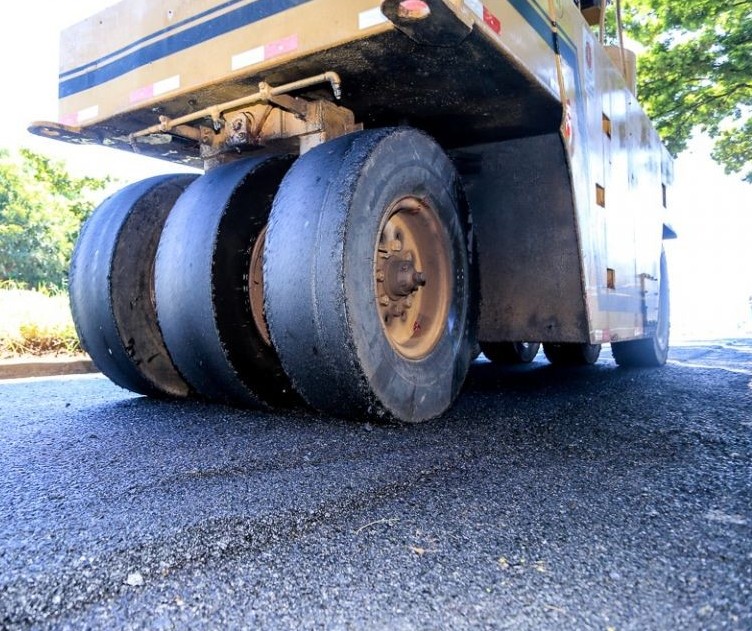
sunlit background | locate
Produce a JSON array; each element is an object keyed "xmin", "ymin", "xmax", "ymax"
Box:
[{"xmin": 2, "ymin": 1, "xmax": 750, "ymax": 340}]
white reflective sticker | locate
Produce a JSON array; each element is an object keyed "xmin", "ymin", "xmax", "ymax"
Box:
[
  {"xmin": 232, "ymin": 46, "xmax": 265, "ymax": 70},
  {"xmin": 465, "ymin": 0, "xmax": 484, "ymax": 19},
  {"xmin": 359, "ymin": 7, "xmax": 388, "ymax": 30},
  {"xmin": 153, "ymin": 75, "xmax": 180, "ymax": 96},
  {"xmin": 77, "ymin": 105, "xmax": 99, "ymax": 122}
]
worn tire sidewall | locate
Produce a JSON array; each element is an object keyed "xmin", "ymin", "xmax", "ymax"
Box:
[
  {"xmin": 71, "ymin": 175, "xmax": 195, "ymax": 397},
  {"xmin": 155, "ymin": 156, "xmax": 295, "ymax": 406},
  {"xmin": 343, "ymin": 130, "xmax": 474, "ymax": 421}
]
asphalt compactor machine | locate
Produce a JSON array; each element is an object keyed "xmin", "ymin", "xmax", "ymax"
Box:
[{"xmin": 31, "ymin": 0, "xmax": 674, "ymax": 422}]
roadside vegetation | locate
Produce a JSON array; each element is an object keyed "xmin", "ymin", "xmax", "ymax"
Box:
[
  {"xmin": 0, "ymin": 282, "xmax": 81, "ymax": 357},
  {"xmin": 623, "ymin": 0, "xmax": 751, "ymax": 182},
  {"xmin": 0, "ymin": 149, "xmax": 109, "ymax": 357},
  {"xmin": 0, "ymin": 148, "xmax": 109, "ymax": 288}
]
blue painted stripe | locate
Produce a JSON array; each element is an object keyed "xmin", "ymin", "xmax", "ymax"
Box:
[
  {"xmin": 59, "ymin": 0, "xmax": 314, "ymax": 98},
  {"xmin": 505, "ymin": 0, "xmax": 587, "ymax": 151},
  {"xmin": 60, "ymin": 0, "xmax": 250, "ymax": 80},
  {"xmin": 507, "ymin": 0, "xmax": 556, "ymax": 50},
  {"xmin": 506, "ymin": 0, "xmax": 586, "ymax": 129}
]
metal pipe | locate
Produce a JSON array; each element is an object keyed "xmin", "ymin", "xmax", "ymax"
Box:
[{"xmin": 130, "ymin": 71, "xmax": 342, "ymax": 140}]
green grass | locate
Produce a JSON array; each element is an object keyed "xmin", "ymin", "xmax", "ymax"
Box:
[{"xmin": 0, "ymin": 287, "xmax": 82, "ymax": 358}]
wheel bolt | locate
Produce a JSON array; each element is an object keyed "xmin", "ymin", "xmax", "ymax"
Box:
[
  {"xmin": 380, "ymin": 295, "xmax": 390, "ymax": 306},
  {"xmin": 376, "ymin": 271, "xmax": 385, "ymax": 282}
]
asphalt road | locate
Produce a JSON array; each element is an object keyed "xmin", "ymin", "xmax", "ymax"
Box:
[{"xmin": 1, "ymin": 341, "xmax": 750, "ymax": 630}]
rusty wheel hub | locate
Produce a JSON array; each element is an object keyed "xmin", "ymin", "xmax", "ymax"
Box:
[
  {"xmin": 249, "ymin": 224, "xmax": 271, "ymax": 346},
  {"xmin": 375, "ymin": 197, "xmax": 451, "ymax": 360}
]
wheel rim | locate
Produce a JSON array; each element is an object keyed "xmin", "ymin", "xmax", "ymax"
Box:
[
  {"xmin": 375, "ymin": 196, "xmax": 451, "ymax": 360},
  {"xmin": 248, "ymin": 224, "xmax": 271, "ymax": 346}
]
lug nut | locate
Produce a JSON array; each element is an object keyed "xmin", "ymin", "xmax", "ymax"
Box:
[{"xmin": 380, "ymin": 295, "xmax": 390, "ymax": 306}]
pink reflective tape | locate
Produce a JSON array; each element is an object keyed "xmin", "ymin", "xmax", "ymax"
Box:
[
  {"xmin": 264, "ymin": 34, "xmax": 298, "ymax": 59},
  {"xmin": 129, "ymin": 85, "xmax": 154, "ymax": 104}
]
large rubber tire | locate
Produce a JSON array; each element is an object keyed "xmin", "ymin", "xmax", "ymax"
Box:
[
  {"xmin": 612, "ymin": 250, "xmax": 670, "ymax": 367},
  {"xmin": 264, "ymin": 128, "xmax": 477, "ymax": 423},
  {"xmin": 154, "ymin": 156, "xmax": 298, "ymax": 408},
  {"xmin": 481, "ymin": 341, "xmax": 541, "ymax": 364},
  {"xmin": 69, "ymin": 174, "xmax": 197, "ymax": 397},
  {"xmin": 543, "ymin": 342, "xmax": 602, "ymax": 366}
]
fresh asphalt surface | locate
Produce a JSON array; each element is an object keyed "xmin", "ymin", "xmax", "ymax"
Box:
[{"xmin": 1, "ymin": 341, "xmax": 750, "ymax": 630}]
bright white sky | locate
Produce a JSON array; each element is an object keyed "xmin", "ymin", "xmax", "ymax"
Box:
[{"xmin": 1, "ymin": 1, "xmax": 750, "ymax": 339}]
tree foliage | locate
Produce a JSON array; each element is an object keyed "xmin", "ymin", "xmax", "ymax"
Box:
[
  {"xmin": 0, "ymin": 149, "xmax": 109, "ymax": 288},
  {"xmin": 623, "ymin": 0, "xmax": 752, "ymax": 181}
]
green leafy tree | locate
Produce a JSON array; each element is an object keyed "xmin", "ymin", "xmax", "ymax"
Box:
[
  {"xmin": 0, "ymin": 149, "xmax": 109, "ymax": 288},
  {"xmin": 623, "ymin": 0, "xmax": 752, "ymax": 181}
]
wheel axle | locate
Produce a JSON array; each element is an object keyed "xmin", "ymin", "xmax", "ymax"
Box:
[{"xmin": 384, "ymin": 257, "xmax": 426, "ymax": 298}]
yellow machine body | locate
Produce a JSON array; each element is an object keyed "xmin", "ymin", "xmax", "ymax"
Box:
[{"xmin": 34, "ymin": 0, "xmax": 674, "ymax": 347}]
